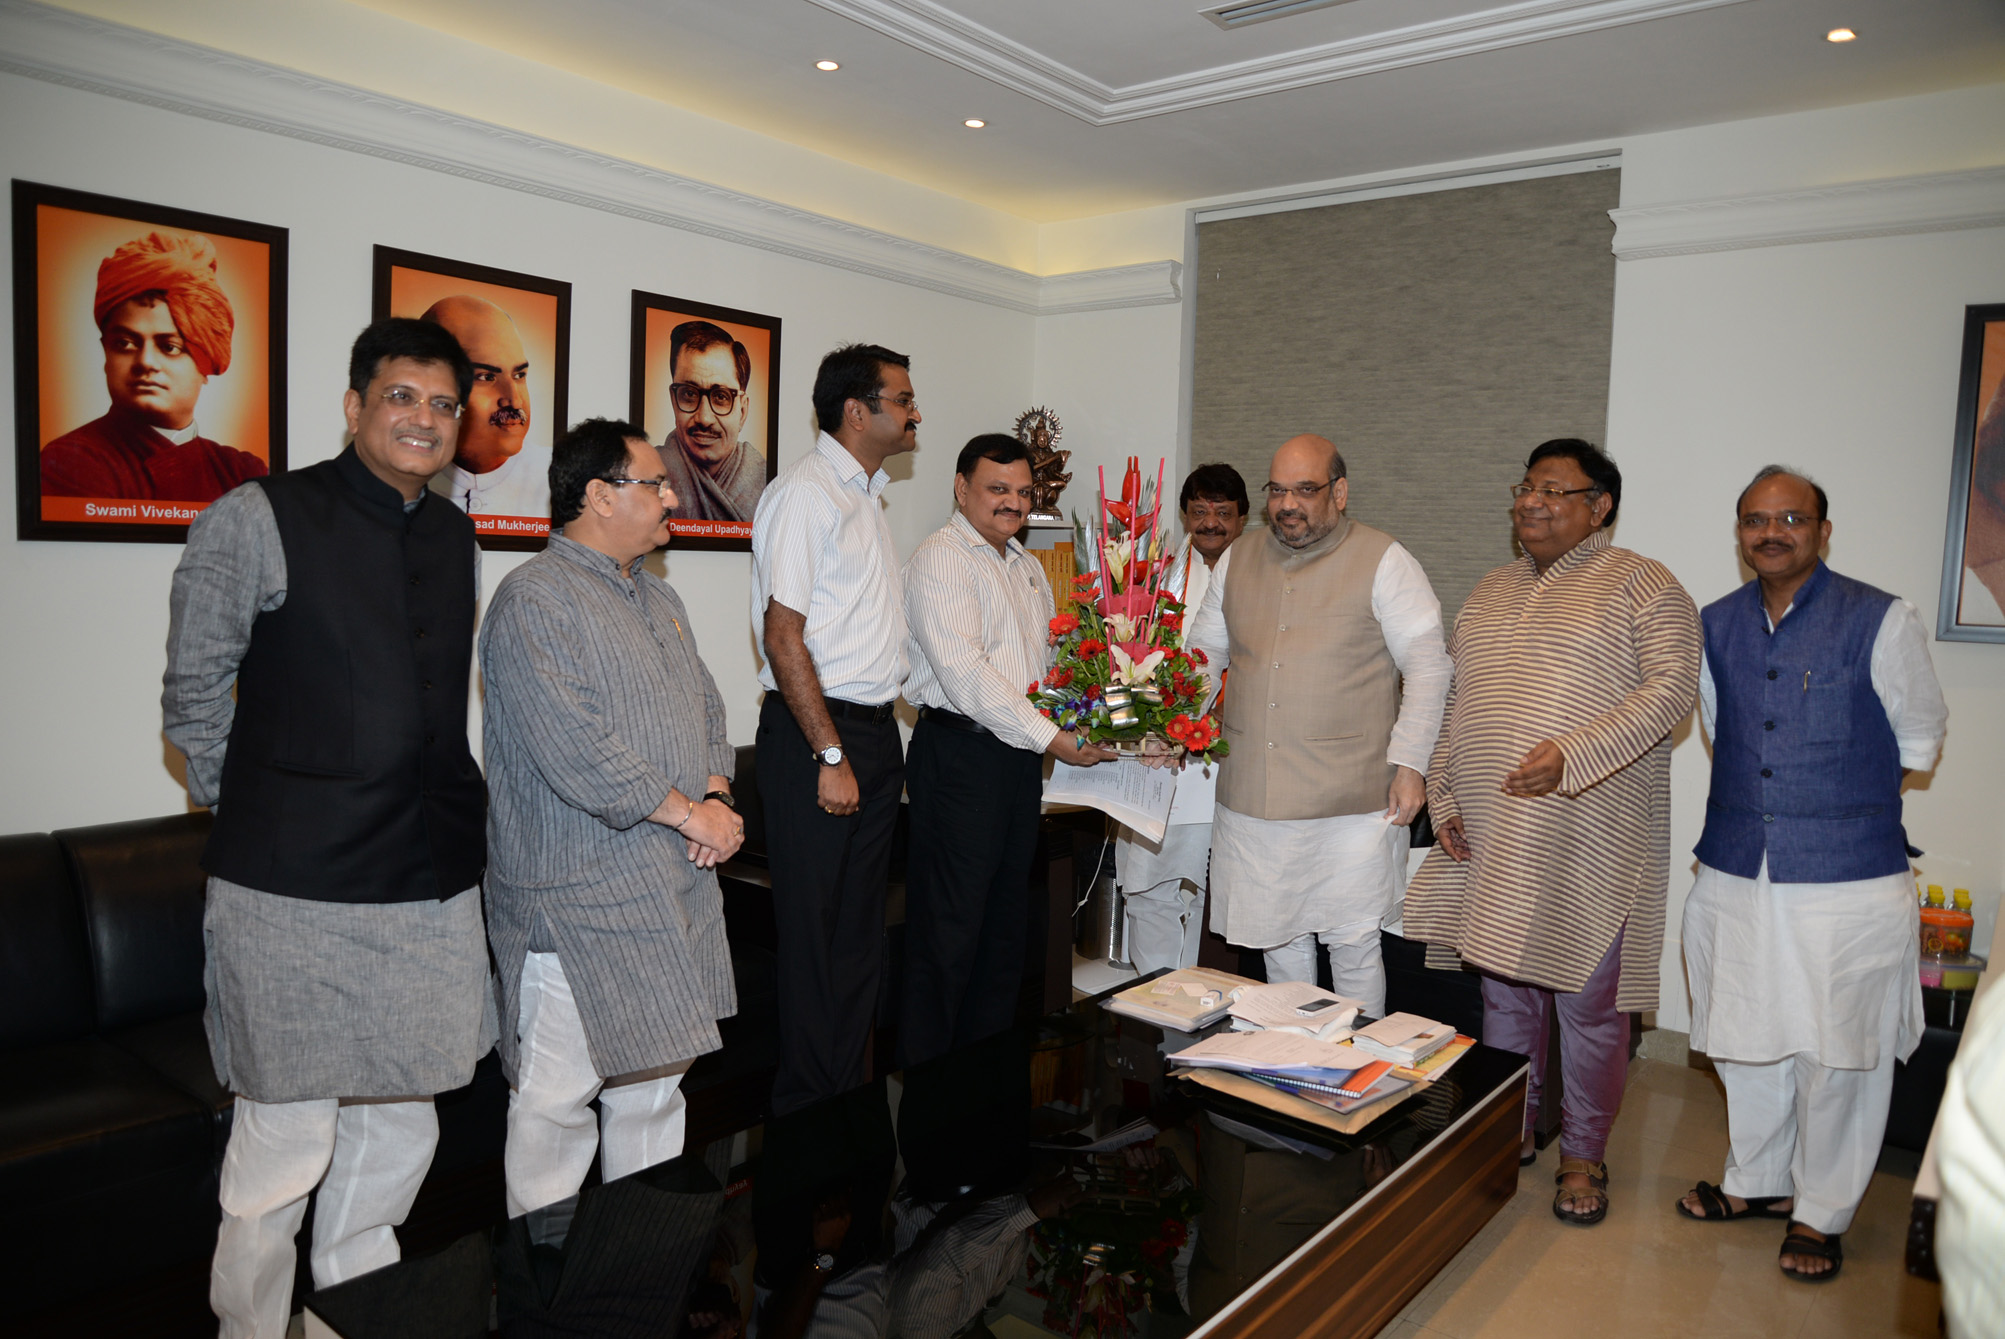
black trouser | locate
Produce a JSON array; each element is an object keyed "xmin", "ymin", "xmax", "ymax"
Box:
[
  {"xmin": 756, "ymin": 693, "xmax": 904, "ymax": 1115},
  {"xmin": 897, "ymin": 714, "xmax": 1043, "ymax": 1069}
]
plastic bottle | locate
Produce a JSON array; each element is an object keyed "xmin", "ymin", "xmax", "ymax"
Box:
[
  {"xmin": 1943, "ymin": 890, "xmax": 1976, "ymax": 956},
  {"xmin": 1919, "ymin": 886, "xmax": 1964, "ymax": 956}
]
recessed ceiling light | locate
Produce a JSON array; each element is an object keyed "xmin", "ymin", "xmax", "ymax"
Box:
[
  {"xmin": 963, "ymin": 118, "xmax": 986, "ymax": 129},
  {"xmin": 815, "ymin": 59, "xmax": 840, "ymax": 71},
  {"xmin": 1825, "ymin": 27, "xmax": 1856, "ymax": 42}
]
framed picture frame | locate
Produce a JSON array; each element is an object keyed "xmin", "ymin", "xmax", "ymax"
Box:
[
  {"xmin": 1937, "ymin": 303, "xmax": 2005, "ymax": 643},
  {"xmin": 372, "ymin": 246, "xmax": 570, "ymax": 552},
  {"xmin": 629, "ymin": 290, "xmax": 781, "ymax": 552},
  {"xmin": 13, "ymin": 180, "xmax": 287, "ymax": 543}
]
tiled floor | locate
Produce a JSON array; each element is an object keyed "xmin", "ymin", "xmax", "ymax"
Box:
[{"xmin": 1384, "ymin": 1057, "xmax": 1943, "ymax": 1339}]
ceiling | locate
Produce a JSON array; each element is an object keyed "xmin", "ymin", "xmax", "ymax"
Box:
[{"xmin": 357, "ymin": 0, "xmax": 2005, "ymax": 222}]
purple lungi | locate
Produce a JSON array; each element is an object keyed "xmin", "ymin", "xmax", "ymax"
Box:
[{"xmin": 1478, "ymin": 924, "xmax": 1629, "ymax": 1163}]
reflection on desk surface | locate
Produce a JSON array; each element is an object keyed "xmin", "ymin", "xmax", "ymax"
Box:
[{"xmin": 305, "ymin": 988, "xmax": 1520, "ymax": 1338}]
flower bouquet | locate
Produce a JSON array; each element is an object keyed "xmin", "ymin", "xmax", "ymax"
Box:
[{"xmin": 1027, "ymin": 456, "xmax": 1228, "ymax": 761}]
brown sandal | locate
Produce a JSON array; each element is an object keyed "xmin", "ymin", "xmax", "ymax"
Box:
[{"xmin": 1553, "ymin": 1158, "xmax": 1609, "ymax": 1226}]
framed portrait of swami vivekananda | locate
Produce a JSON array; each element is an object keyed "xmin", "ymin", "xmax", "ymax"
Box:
[
  {"xmin": 629, "ymin": 289, "xmax": 781, "ymax": 553},
  {"xmin": 373, "ymin": 246, "xmax": 572, "ymax": 552},
  {"xmin": 13, "ymin": 180, "xmax": 288, "ymax": 543},
  {"xmin": 1937, "ymin": 303, "xmax": 2005, "ymax": 644}
]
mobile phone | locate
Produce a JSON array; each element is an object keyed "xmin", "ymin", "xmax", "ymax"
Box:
[{"xmin": 1296, "ymin": 998, "xmax": 1342, "ymax": 1016}]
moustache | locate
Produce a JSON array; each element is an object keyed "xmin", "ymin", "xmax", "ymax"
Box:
[
  {"xmin": 488, "ymin": 406, "xmax": 527, "ymax": 429},
  {"xmin": 685, "ymin": 422, "xmax": 722, "ymax": 440}
]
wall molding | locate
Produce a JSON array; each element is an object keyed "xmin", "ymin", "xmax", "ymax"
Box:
[
  {"xmin": 0, "ymin": 0, "xmax": 1180, "ymax": 315},
  {"xmin": 1610, "ymin": 165, "xmax": 2005, "ymax": 259},
  {"xmin": 807, "ymin": 0, "xmax": 1754, "ymax": 125}
]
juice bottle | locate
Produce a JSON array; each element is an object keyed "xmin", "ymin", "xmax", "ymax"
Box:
[
  {"xmin": 1942, "ymin": 890, "xmax": 1976, "ymax": 956},
  {"xmin": 1919, "ymin": 886, "xmax": 1962, "ymax": 956}
]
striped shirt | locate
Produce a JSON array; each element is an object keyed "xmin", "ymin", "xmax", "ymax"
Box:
[
  {"xmin": 480, "ymin": 536, "xmax": 738, "ymax": 1078},
  {"xmin": 751, "ymin": 431, "xmax": 907, "ymax": 704},
  {"xmin": 902, "ymin": 511, "xmax": 1059, "ymax": 753},
  {"xmin": 1403, "ymin": 529, "xmax": 1700, "ymax": 1013}
]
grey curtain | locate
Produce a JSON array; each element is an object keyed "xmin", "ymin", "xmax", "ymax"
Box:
[{"xmin": 1191, "ymin": 168, "xmax": 1620, "ymax": 618}]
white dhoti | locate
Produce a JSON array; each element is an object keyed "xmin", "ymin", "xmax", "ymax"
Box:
[
  {"xmin": 1210, "ymin": 804, "xmax": 1408, "ymax": 1015},
  {"xmin": 1683, "ymin": 858, "xmax": 1921, "ymax": 1234}
]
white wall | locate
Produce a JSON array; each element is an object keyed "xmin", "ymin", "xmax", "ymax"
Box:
[
  {"xmin": 1032, "ymin": 83, "xmax": 2005, "ymax": 1024},
  {"xmin": 0, "ymin": 70, "xmax": 1032, "ymax": 833}
]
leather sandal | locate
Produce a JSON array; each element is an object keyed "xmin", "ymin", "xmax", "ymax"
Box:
[
  {"xmin": 1779, "ymin": 1222, "xmax": 1843, "ymax": 1282},
  {"xmin": 1552, "ymin": 1158, "xmax": 1608, "ymax": 1226},
  {"xmin": 1676, "ymin": 1180, "xmax": 1792, "ymax": 1222}
]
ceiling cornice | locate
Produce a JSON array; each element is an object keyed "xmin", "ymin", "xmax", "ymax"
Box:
[
  {"xmin": 1610, "ymin": 165, "xmax": 2005, "ymax": 259},
  {"xmin": 0, "ymin": 0, "xmax": 1181, "ymax": 315},
  {"xmin": 806, "ymin": 0, "xmax": 1756, "ymax": 125}
]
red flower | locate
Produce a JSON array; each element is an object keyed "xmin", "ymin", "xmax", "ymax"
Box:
[
  {"xmin": 1026, "ymin": 682, "xmax": 1040, "ymax": 695},
  {"xmin": 1190, "ymin": 647, "xmax": 1209, "ymax": 666},
  {"xmin": 1045, "ymin": 666, "xmax": 1074, "ymax": 688},
  {"xmin": 1078, "ymin": 638, "xmax": 1107, "ymax": 657},
  {"xmin": 1165, "ymin": 714, "xmax": 1192, "ymax": 742},
  {"xmin": 1159, "ymin": 612, "xmax": 1183, "ymax": 632},
  {"xmin": 1072, "ymin": 572, "xmax": 1098, "ymax": 589},
  {"xmin": 1049, "ymin": 613, "xmax": 1080, "ymax": 636}
]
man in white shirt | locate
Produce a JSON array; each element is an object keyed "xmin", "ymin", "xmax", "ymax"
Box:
[
  {"xmin": 751, "ymin": 342, "xmax": 916, "ymax": 1114},
  {"xmin": 423, "ymin": 295, "xmax": 551, "ymax": 525},
  {"xmin": 1678, "ymin": 467, "xmax": 1948, "ymax": 1283},
  {"xmin": 1117, "ymin": 463, "xmax": 1248, "ymax": 974},
  {"xmin": 900, "ymin": 434, "xmax": 1117, "ymax": 1065},
  {"xmin": 1189, "ymin": 435, "xmax": 1451, "ymax": 1014}
]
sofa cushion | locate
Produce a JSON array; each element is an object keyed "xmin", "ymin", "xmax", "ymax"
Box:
[
  {"xmin": 0, "ymin": 833, "xmax": 95, "ymax": 1049},
  {"xmin": 56, "ymin": 813, "xmax": 212, "ymax": 1030},
  {"xmin": 0, "ymin": 1036, "xmax": 214, "ymax": 1205},
  {"xmin": 106, "ymin": 1013, "xmax": 233, "ymax": 1155}
]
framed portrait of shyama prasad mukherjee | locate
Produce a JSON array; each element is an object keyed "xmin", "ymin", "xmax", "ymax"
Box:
[
  {"xmin": 1938, "ymin": 303, "xmax": 2005, "ymax": 644},
  {"xmin": 13, "ymin": 180, "xmax": 288, "ymax": 543},
  {"xmin": 372, "ymin": 245, "xmax": 571, "ymax": 552},
  {"xmin": 629, "ymin": 290, "xmax": 781, "ymax": 553}
]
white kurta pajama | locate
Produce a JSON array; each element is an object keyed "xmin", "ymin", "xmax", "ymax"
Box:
[
  {"xmin": 1683, "ymin": 598, "xmax": 1947, "ymax": 1235},
  {"xmin": 1118, "ymin": 541, "xmax": 1227, "ymax": 974},
  {"xmin": 1189, "ymin": 534, "xmax": 1451, "ymax": 1013}
]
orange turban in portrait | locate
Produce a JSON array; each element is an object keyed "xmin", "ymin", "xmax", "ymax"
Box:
[{"xmin": 92, "ymin": 230, "xmax": 235, "ymax": 377}]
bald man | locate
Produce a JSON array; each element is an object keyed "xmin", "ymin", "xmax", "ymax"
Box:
[
  {"xmin": 423, "ymin": 295, "xmax": 550, "ymax": 522},
  {"xmin": 42, "ymin": 229, "xmax": 267, "ymax": 502},
  {"xmin": 1186, "ymin": 435, "xmax": 1451, "ymax": 1012}
]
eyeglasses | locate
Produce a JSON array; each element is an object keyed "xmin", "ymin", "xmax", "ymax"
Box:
[
  {"xmin": 378, "ymin": 387, "xmax": 463, "ymax": 419},
  {"xmin": 860, "ymin": 391, "xmax": 919, "ymax": 413},
  {"xmin": 1737, "ymin": 511, "xmax": 1817, "ymax": 532},
  {"xmin": 669, "ymin": 382, "xmax": 743, "ymax": 415},
  {"xmin": 604, "ymin": 475, "xmax": 674, "ymax": 497},
  {"xmin": 1264, "ymin": 481, "xmax": 1332, "ymax": 502},
  {"xmin": 1510, "ymin": 483, "xmax": 1599, "ymax": 503}
]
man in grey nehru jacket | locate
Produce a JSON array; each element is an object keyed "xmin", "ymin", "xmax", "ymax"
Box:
[
  {"xmin": 480, "ymin": 416, "xmax": 744, "ymax": 1216},
  {"xmin": 164, "ymin": 319, "xmax": 490, "ymax": 1338}
]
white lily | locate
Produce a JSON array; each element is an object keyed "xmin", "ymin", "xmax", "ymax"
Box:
[
  {"xmin": 1102, "ymin": 538, "xmax": 1133, "ymax": 589},
  {"xmin": 1109, "ymin": 644, "xmax": 1166, "ymax": 686}
]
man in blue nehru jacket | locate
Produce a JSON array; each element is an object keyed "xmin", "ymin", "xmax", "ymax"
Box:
[{"xmin": 1676, "ymin": 467, "xmax": 1946, "ymax": 1283}]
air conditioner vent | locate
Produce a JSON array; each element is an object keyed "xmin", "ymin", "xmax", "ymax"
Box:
[{"xmin": 1201, "ymin": 0, "xmax": 1364, "ymax": 30}]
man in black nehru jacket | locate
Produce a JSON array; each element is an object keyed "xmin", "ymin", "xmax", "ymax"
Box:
[{"xmin": 164, "ymin": 318, "xmax": 491, "ymax": 1338}]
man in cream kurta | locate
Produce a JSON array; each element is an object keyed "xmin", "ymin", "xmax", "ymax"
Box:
[
  {"xmin": 1676, "ymin": 467, "xmax": 1946, "ymax": 1280},
  {"xmin": 1117, "ymin": 463, "xmax": 1248, "ymax": 974},
  {"xmin": 1189, "ymin": 436, "xmax": 1450, "ymax": 1014}
]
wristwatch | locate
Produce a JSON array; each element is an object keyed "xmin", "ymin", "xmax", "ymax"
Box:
[
  {"xmin": 817, "ymin": 745, "xmax": 845, "ymax": 767},
  {"xmin": 811, "ymin": 1251, "xmax": 836, "ymax": 1276},
  {"xmin": 704, "ymin": 790, "xmax": 736, "ymax": 809}
]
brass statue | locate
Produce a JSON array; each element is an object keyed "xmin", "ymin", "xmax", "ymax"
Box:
[{"xmin": 1014, "ymin": 406, "xmax": 1071, "ymax": 521}]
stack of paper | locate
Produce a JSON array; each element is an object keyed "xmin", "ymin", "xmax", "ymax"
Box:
[
  {"xmin": 1103, "ymin": 967, "xmax": 1255, "ymax": 1032},
  {"xmin": 1351, "ymin": 1012, "xmax": 1456, "ymax": 1066},
  {"xmin": 1225, "ymin": 981, "xmax": 1363, "ymax": 1042},
  {"xmin": 1246, "ymin": 1069, "xmax": 1413, "ymax": 1113},
  {"xmin": 1168, "ymin": 1029, "xmax": 1371, "ymax": 1084}
]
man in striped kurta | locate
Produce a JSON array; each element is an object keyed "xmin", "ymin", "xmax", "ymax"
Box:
[
  {"xmin": 1405, "ymin": 439, "xmax": 1699, "ymax": 1226},
  {"xmin": 481, "ymin": 417, "xmax": 745, "ymax": 1217}
]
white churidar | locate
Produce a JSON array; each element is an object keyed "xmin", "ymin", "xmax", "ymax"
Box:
[
  {"xmin": 1261, "ymin": 919, "xmax": 1386, "ymax": 1016},
  {"xmin": 504, "ymin": 950, "xmax": 688, "ymax": 1218},
  {"xmin": 212, "ymin": 1095, "xmax": 437, "ymax": 1338}
]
